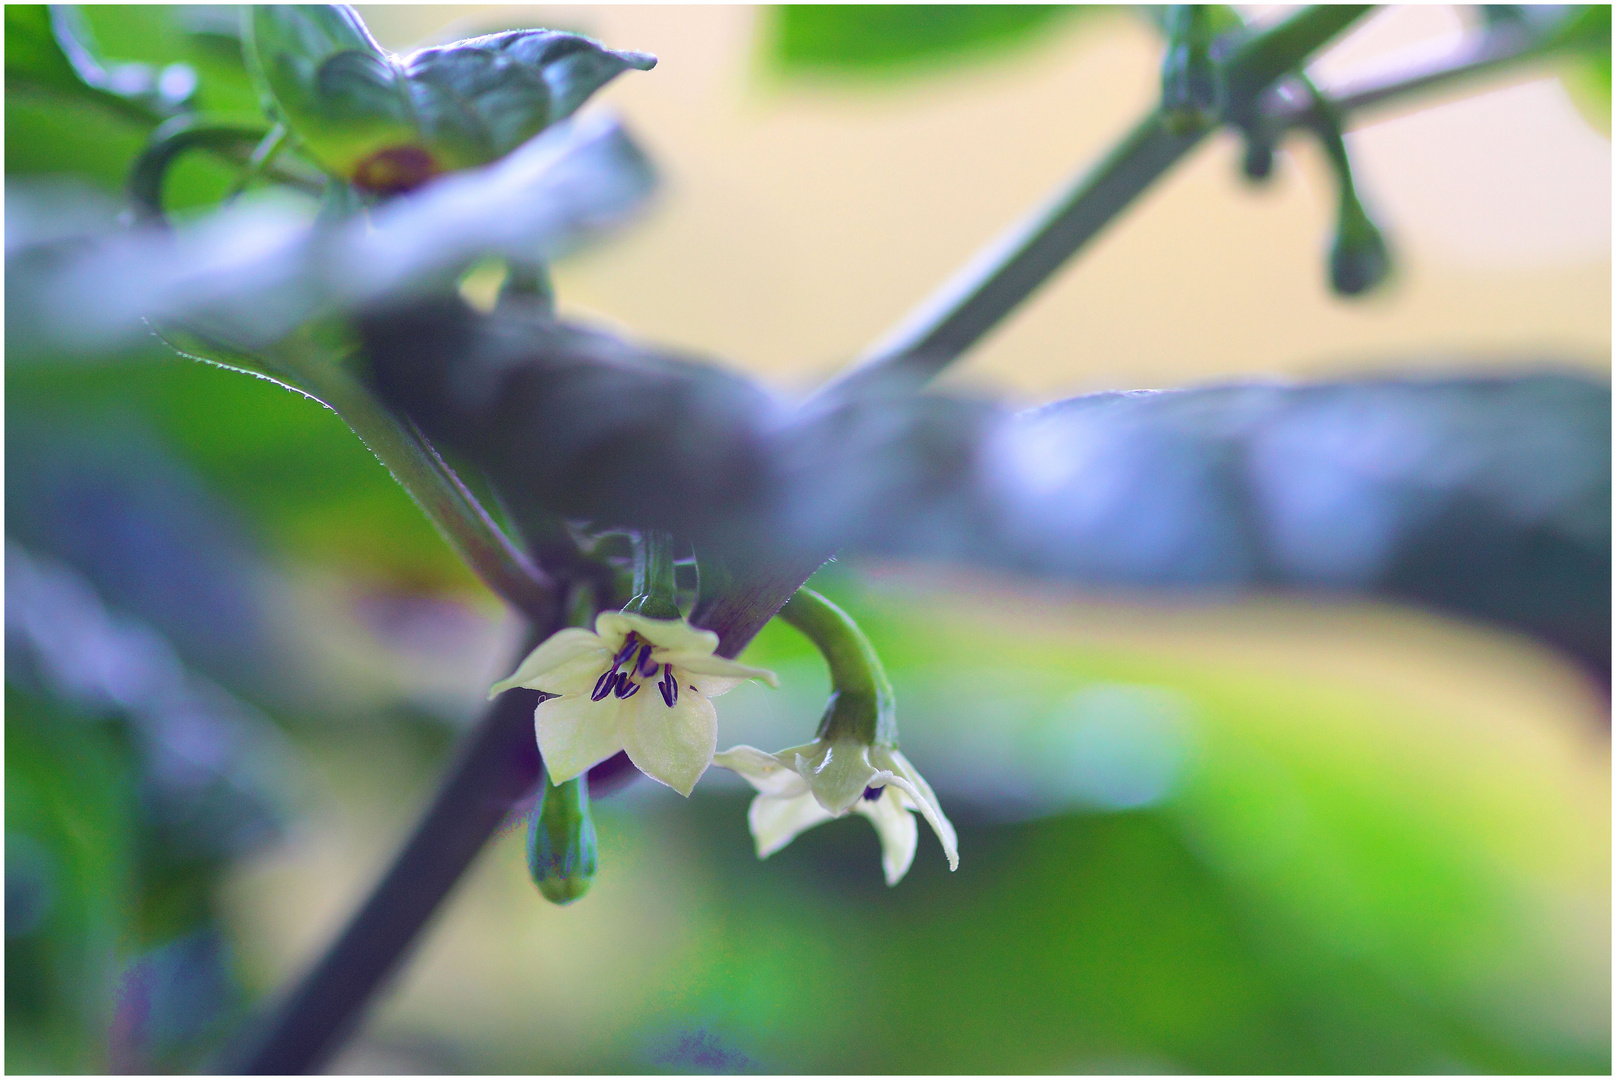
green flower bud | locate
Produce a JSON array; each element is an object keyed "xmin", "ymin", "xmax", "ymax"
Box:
[
  {"xmin": 1330, "ymin": 194, "xmax": 1391, "ymax": 297},
  {"xmin": 527, "ymin": 772, "xmax": 598, "ymax": 905}
]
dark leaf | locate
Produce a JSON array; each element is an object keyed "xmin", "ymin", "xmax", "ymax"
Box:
[{"xmin": 360, "ymin": 301, "xmax": 1610, "ymax": 670}]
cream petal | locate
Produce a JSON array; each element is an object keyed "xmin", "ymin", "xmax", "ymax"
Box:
[
  {"xmin": 618, "ymin": 674, "xmax": 717, "ymax": 797},
  {"xmin": 877, "ymin": 748, "xmax": 958, "ymax": 872},
  {"xmin": 533, "ymin": 695, "xmax": 625, "ymax": 784},
  {"xmin": 488, "ymin": 629, "xmax": 610, "ymax": 698},
  {"xmin": 853, "ymin": 788, "xmax": 919, "ymax": 886},
  {"xmin": 655, "ymin": 650, "xmax": 780, "ymax": 691},
  {"xmin": 714, "ymin": 745, "xmax": 808, "ymax": 798},
  {"xmin": 527, "ymin": 651, "xmax": 619, "ymax": 698},
  {"xmin": 600, "ymin": 611, "xmax": 720, "ymax": 656},
  {"xmin": 749, "ymin": 791, "xmax": 838, "ymax": 859}
]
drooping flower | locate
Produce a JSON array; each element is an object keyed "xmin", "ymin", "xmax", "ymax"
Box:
[
  {"xmin": 714, "ymin": 738, "xmax": 958, "ymax": 886},
  {"xmin": 491, "ymin": 611, "xmax": 777, "ymax": 796}
]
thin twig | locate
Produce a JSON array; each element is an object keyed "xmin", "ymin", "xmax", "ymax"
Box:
[{"xmin": 1267, "ymin": 23, "xmax": 1552, "ymax": 133}]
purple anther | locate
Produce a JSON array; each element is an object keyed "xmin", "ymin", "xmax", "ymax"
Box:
[
  {"xmin": 637, "ymin": 644, "xmax": 658, "ymax": 677},
  {"xmin": 657, "ymin": 664, "xmax": 678, "ymax": 707},
  {"xmin": 862, "ymin": 785, "xmax": 884, "ymax": 801},
  {"xmin": 591, "ymin": 670, "xmax": 618, "ymax": 701},
  {"xmin": 614, "ymin": 676, "xmax": 640, "ymax": 699},
  {"xmin": 613, "ymin": 634, "xmax": 639, "ymax": 668}
]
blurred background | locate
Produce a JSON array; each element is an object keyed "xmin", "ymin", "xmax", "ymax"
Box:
[{"xmin": 6, "ymin": 4, "xmax": 1609, "ymax": 1074}]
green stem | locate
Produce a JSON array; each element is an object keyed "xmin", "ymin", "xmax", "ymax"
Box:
[
  {"xmin": 627, "ymin": 529, "xmax": 681, "ymax": 619},
  {"xmin": 1268, "ymin": 22, "xmax": 1566, "ymax": 133},
  {"xmin": 825, "ymin": 4, "xmax": 1371, "ymax": 393},
  {"xmin": 776, "ymin": 588, "xmax": 896, "ymax": 747},
  {"xmin": 276, "ymin": 346, "xmax": 557, "ymax": 621},
  {"xmin": 128, "ymin": 117, "xmax": 275, "ymax": 224}
]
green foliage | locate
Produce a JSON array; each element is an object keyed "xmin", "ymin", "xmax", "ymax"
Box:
[
  {"xmin": 246, "ymin": 5, "xmax": 654, "ymax": 189},
  {"xmin": 5, "ymin": 688, "xmax": 136, "ymax": 1074},
  {"xmin": 767, "ymin": 4, "xmax": 1085, "ymax": 78}
]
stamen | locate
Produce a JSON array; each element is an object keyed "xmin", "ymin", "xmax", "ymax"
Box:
[
  {"xmin": 614, "ymin": 675, "xmax": 640, "ymax": 699},
  {"xmin": 591, "ymin": 670, "xmax": 617, "ymax": 701},
  {"xmin": 656, "ymin": 664, "xmax": 679, "ymax": 708},
  {"xmin": 612, "ymin": 634, "xmax": 639, "ymax": 668},
  {"xmin": 862, "ymin": 785, "xmax": 884, "ymax": 802},
  {"xmin": 636, "ymin": 644, "xmax": 658, "ymax": 677}
]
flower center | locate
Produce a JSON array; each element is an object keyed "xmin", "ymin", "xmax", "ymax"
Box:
[{"xmin": 590, "ymin": 632, "xmax": 681, "ymax": 707}]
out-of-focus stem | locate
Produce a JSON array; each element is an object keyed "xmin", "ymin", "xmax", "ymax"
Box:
[
  {"xmin": 825, "ymin": 5, "xmax": 1369, "ymax": 394},
  {"xmin": 1268, "ymin": 23, "xmax": 1561, "ymax": 132},
  {"xmin": 709, "ymin": 6, "xmax": 1371, "ymax": 647},
  {"xmin": 223, "ymin": 671, "xmax": 549, "ymax": 1073}
]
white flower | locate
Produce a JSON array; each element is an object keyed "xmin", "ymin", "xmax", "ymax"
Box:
[
  {"xmin": 491, "ymin": 611, "xmax": 778, "ymax": 796},
  {"xmin": 714, "ymin": 738, "xmax": 958, "ymax": 886}
]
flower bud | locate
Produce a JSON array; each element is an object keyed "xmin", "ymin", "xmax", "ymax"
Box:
[
  {"xmin": 1329, "ymin": 195, "xmax": 1391, "ymax": 296},
  {"xmin": 527, "ymin": 772, "xmax": 598, "ymax": 905}
]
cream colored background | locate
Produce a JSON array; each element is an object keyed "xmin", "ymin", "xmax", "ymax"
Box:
[{"xmin": 353, "ymin": 4, "xmax": 1610, "ymax": 403}]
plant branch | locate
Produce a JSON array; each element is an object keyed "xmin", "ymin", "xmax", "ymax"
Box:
[
  {"xmin": 825, "ymin": 5, "xmax": 1370, "ymax": 394},
  {"xmin": 703, "ymin": 5, "xmax": 1371, "ymax": 649},
  {"xmin": 221, "ymin": 671, "xmax": 549, "ymax": 1073},
  {"xmin": 1266, "ymin": 22, "xmax": 1558, "ymax": 134}
]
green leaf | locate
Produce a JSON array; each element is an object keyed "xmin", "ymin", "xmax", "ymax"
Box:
[
  {"xmin": 767, "ymin": 5, "xmax": 1084, "ymax": 79},
  {"xmin": 1553, "ymin": 4, "xmax": 1611, "ymax": 133},
  {"xmin": 245, "ymin": 5, "xmax": 416, "ymax": 182},
  {"xmin": 402, "ymin": 30, "xmax": 656, "ymax": 172},
  {"xmin": 4, "ymin": 4, "xmax": 164, "ymax": 125},
  {"xmin": 246, "ymin": 5, "xmax": 655, "ymax": 190}
]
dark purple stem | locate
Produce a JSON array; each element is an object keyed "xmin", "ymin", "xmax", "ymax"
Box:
[{"xmin": 223, "ymin": 682, "xmax": 546, "ymax": 1074}]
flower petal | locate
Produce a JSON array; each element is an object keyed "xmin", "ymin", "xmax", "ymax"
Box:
[
  {"xmin": 878, "ymin": 748, "xmax": 958, "ymax": 872},
  {"xmin": 657, "ymin": 650, "xmax": 780, "ymax": 692},
  {"xmin": 749, "ymin": 791, "xmax": 838, "ymax": 858},
  {"xmin": 714, "ymin": 745, "xmax": 808, "ymax": 798},
  {"xmin": 618, "ymin": 673, "xmax": 716, "ymax": 796},
  {"xmin": 853, "ymin": 788, "xmax": 919, "ymax": 886},
  {"xmin": 534, "ymin": 695, "xmax": 625, "ymax": 784},
  {"xmin": 489, "ymin": 629, "xmax": 610, "ymax": 698},
  {"xmin": 599, "ymin": 611, "xmax": 720, "ymax": 656}
]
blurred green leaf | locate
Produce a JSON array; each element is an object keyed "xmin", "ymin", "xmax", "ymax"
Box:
[
  {"xmin": 6, "ymin": 352, "xmax": 473, "ymax": 593},
  {"xmin": 767, "ymin": 4, "xmax": 1086, "ymax": 79},
  {"xmin": 1556, "ymin": 4, "xmax": 1611, "ymax": 132},
  {"xmin": 4, "ymin": 4, "xmax": 152, "ymax": 130},
  {"xmin": 5, "ymin": 688, "xmax": 136, "ymax": 1073}
]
